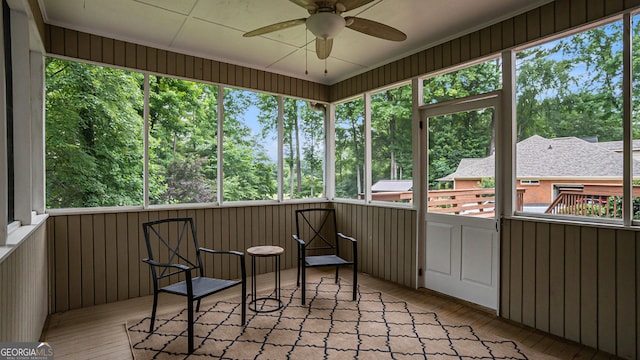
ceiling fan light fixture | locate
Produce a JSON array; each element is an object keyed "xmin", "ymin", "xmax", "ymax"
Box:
[{"xmin": 306, "ymin": 12, "xmax": 345, "ymax": 39}]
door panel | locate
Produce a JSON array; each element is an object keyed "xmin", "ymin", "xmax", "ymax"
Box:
[
  {"xmin": 461, "ymin": 226, "xmax": 495, "ymax": 286},
  {"xmin": 426, "ymin": 223, "xmax": 453, "ymax": 275}
]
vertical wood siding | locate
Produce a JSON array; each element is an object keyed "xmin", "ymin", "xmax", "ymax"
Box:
[
  {"xmin": 330, "ymin": 0, "xmax": 640, "ymax": 101},
  {"xmin": 333, "ymin": 203, "xmax": 417, "ymax": 289},
  {"xmin": 0, "ymin": 224, "xmax": 48, "ymax": 342},
  {"xmin": 46, "ymin": 203, "xmax": 417, "ymax": 314},
  {"xmin": 502, "ymin": 218, "xmax": 640, "ymax": 358},
  {"xmin": 44, "ymin": 25, "xmax": 330, "ymax": 103},
  {"xmin": 47, "ymin": 203, "xmax": 338, "ymax": 313}
]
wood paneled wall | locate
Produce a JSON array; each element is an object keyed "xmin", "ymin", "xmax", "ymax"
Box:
[
  {"xmin": 0, "ymin": 224, "xmax": 48, "ymax": 342},
  {"xmin": 502, "ymin": 218, "xmax": 640, "ymax": 359},
  {"xmin": 46, "ymin": 202, "xmax": 417, "ymax": 314},
  {"xmin": 330, "ymin": 0, "xmax": 640, "ymax": 101},
  {"xmin": 334, "ymin": 203, "xmax": 417, "ymax": 289},
  {"xmin": 44, "ymin": 25, "xmax": 330, "ymax": 103},
  {"xmin": 46, "ymin": 203, "xmax": 332, "ymax": 314}
]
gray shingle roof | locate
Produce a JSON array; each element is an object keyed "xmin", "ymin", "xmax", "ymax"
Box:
[
  {"xmin": 371, "ymin": 180, "xmax": 413, "ymax": 192},
  {"xmin": 595, "ymin": 139, "xmax": 640, "ymax": 152},
  {"xmin": 440, "ymin": 135, "xmax": 640, "ymax": 180}
]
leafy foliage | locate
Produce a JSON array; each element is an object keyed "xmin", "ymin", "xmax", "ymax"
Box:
[
  {"xmin": 424, "ymin": 60, "xmax": 501, "ymax": 189},
  {"xmin": 148, "ymin": 76, "xmax": 218, "ymax": 204},
  {"xmin": 335, "ymin": 99, "xmax": 365, "ymax": 199},
  {"xmin": 46, "ymin": 58, "xmax": 144, "ymax": 208},
  {"xmin": 371, "ymin": 84, "xmax": 413, "ymax": 186}
]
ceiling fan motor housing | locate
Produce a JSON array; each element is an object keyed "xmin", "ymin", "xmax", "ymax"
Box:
[{"xmin": 306, "ymin": 12, "xmax": 346, "ymax": 39}]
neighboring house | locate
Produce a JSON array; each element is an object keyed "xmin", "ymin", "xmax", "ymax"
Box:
[
  {"xmin": 440, "ymin": 135, "xmax": 640, "ymax": 205},
  {"xmin": 371, "ymin": 180, "xmax": 413, "ymax": 193},
  {"xmin": 595, "ymin": 139, "xmax": 640, "ymax": 161}
]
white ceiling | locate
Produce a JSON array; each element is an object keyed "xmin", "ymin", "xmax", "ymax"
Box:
[{"xmin": 39, "ymin": 0, "xmax": 554, "ymax": 85}]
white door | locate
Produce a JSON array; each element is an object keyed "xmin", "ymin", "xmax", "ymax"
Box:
[{"xmin": 420, "ymin": 93, "xmax": 500, "ymax": 310}]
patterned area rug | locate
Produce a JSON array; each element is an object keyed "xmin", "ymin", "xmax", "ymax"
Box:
[{"xmin": 127, "ymin": 278, "xmax": 539, "ymax": 359}]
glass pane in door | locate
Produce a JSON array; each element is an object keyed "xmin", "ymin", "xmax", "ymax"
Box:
[{"xmin": 427, "ymin": 108, "xmax": 496, "ymax": 218}]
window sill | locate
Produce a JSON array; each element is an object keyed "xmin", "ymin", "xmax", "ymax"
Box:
[
  {"xmin": 0, "ymin": 213, "xmax": 49, "ymax": 263},
  {"xmin": 507, "ymin": 212, "xmax": 628, "ymax": 230}
]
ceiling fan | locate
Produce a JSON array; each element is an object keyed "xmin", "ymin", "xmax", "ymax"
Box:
[{"xmin": 243, "ymin": 0, "xmax": 407, "ymax": 60}]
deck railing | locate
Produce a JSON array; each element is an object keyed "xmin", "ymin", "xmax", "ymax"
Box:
[
  {"xmin": 370, "ymin": 188, "xmax": 525, "ymax": 217},
  {"xmin": 545, "ymin": 184, "xmax": 640, "ymax": 218},
  {"xmin": 427, "ymin": 188, "xmax": 496, "ymax": 217}
]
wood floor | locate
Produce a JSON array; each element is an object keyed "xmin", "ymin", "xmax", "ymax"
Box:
[{"xmin": 42, "ymin": 268, "xmax": 619, "ymax": 359}]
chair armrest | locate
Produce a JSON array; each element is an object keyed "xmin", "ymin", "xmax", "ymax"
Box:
[
  {"xmin": 199, "ymin": 248, "xmax": 246, "ymax": 281},
  {"xmin": 199, "ymin": 248, "xmax": 244, "ymax": 258},
  {"xmin": 337, "ymin": 233, "xmax": 357, "ymax": 243},
  {"xmin": 292, "ymin": 235, "xmax": 305, "ymax": 246},
  {"xmin": 142, "ymin": 258, "xmax": 191, "ymax": 271},
  {"xmin": 292, "ymin": 235, "xmax": 305, "ymax": 245}
]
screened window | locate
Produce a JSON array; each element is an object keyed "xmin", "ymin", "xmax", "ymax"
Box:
[
  {"xmin": 516, "ymin": 20, "xmax": 623, "ymax": 218},
  {"xmin": 370, "ymin": 84, "xmax": 413, "ymax": 203},
  {"xmin": 334, "ymin": 98, "xmax": 365, "ymax": 199},
  {"xmin": 44, "ymin": 58, "xmax": 331, "ymax": 209},
  {"xmin": 148, "ymin": 76, "xmax": 218, "ymax": 205},
  {"xmin": 283, "ymin": 98, "xmax": 325, "ymax": 199},
  {"xmin": 45, "ymin": 59, "xmax": 144, "ymax": 208},
  {"xmin": 222, "ymin": 88, "xmax": 277, "ymax": 202},
  {"xmin": 423, "ymin": 58, "xmax": 501, "ymax": 104}
]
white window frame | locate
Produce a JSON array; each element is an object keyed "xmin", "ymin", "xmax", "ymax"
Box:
[{"xmin": 509, "ymin": 14, "xmax": 634, "ymax": 226}]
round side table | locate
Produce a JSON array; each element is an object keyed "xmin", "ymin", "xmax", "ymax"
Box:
[{"xmin": 247, "ymin": 245, "xmax": 284, "ymax": 312}]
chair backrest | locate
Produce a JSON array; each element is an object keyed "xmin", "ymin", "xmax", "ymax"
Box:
[
  {"xmin": 295, "ymin": 208, "xmax": 339, "ymax": 254},
  {"xmin": 142, "ymin": 217, "xmax": 204, "ymax": 283}
]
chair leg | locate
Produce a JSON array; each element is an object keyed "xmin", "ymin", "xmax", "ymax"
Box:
[
  {"xmin": 296, "ymin": 256, "xmax": 301, "ymax": 287},
  {"xmin": 301, "ymin": 268, "xmax": 306, "ymax": 305},
  {"xmin": 241, "ymin": 279, "xmax": 246, "ymax": 325},
  {"xmin": 149, "ymin": 292, "xmax": 158, "ymax": 333},
  {"xmin": 187, "ymin": 297, "xmax": 194, "ymax": 354},
  {"xmin": 195, "ymin": 299, "xmax": 202, "ymax": 312},
  {"xmin": 353, "ymin": 266, "xmax": 357, "ymax": 301}
]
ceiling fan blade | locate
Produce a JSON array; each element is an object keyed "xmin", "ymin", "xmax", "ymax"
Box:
[
  {"xmin": 345, "ymin": 16, "xmax": 407, "ymax": 41},
  {"xmin": 243, "ymin": 18, "xmax": 306, "ymax": 37},
  {"xmin": 315, "ymin": 37, "xmax": 333, "ymax": 59},
  {"xmin": 336, "ymin": 0, "xmax": 375, "ymax": 12},
  {"xmin": 289, "ymin": 0, "xmax": 319, "ymax": 12}
]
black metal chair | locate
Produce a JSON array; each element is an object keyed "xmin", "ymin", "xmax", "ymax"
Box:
[
  {"xmin": 142, "ymin": 217, "xmax": 246, "ymax": 354},
  {"xmin": 293, "ymin": 208, "xmax": 357, "ymax": 305}
]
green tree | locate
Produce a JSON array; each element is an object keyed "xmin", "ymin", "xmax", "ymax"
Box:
[
  {"xmin": 371, "ymin": 84, "xmax": 413, "ymax": 185},
  {"xmin": 516, "ymin": 21, "xmax": 625, "ymax": 142},
  {"xmin": 335, "ymin": 99, "xmax": 365, "ymax": 198},
  {"xmin": 424, "ymin": 60, "xmax": 501, "ymax": 188},
  {"xmin": 222, "ymin": 89, "xmax": 278, "ymax": 201},
  {"xmin": 45, "ymin": 58, "xmax": 144, "ymax": 208},
  {"xmin": 148, "ymin": 76, "xmax": 218, "ymax": 204}
]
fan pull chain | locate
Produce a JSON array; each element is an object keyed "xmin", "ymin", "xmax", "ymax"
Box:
[
  {"xmin": 305, "ymin": 29, "xmax": 308, "ymax": 75},
  {"xmin": 324, "ymin": 40, "xmax": 328, "ymax": 75}
]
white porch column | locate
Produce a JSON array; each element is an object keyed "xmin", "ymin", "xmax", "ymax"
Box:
[{"xmin": 11, "ymin": 9, "xmax": 31, "ymax": 225}]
